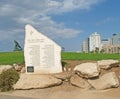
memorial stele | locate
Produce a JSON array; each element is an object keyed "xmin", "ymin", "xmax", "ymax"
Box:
[{"xmin": 24, "ymin": 24, "xmax": 62, "ymax": 74}]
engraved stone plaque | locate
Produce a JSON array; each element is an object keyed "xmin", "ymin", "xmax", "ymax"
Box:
[
  {"xmin": 27, "ymin": 66, "xmax": 34, "ymax": 72},
  {"xmin": 24, "ymin": 24, "xmax": 62, "ymax": 74}
]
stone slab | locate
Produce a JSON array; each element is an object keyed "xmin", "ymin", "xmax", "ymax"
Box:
[
  {"xmin": 24, "ymin": 24, "xmax": 62, "ymax": 74},
  {"xmin": 88, "ymin": 72, "xmax": 119, "ymax": 90},
  {"xmin": 14, "ymin": 74, "xmax": 62, "ymax": 90},
  {"xmin": 74, "ymin": 63, "xmax": 100, "ymax": 78}
]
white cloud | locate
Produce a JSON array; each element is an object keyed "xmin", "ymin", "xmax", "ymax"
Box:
[
  {"xmin": 96, "ymin": 17, "xmax": 114, "ymax": 26},
  {"xmin": 17, "ymin": 15, "xmax": 80, "ymax": 38},
  {"xmin": 0, "ymin": 0, "xmax": 102, "ymax": 16},
  {"xmin": 0, "ymin": 29, "xmax": 24, "ymax": 41},
  {"xmin": 42, "ymin": 0, "xmax": 102, "ymax": 14},
  {"xmin": 0, "ymin": 0, "xmax": 103, "ymax": 41}
]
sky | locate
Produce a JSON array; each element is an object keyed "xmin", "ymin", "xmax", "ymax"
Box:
[{"xmin": 0, "ymin": 0, "xmax": 120, "ymax": 52}]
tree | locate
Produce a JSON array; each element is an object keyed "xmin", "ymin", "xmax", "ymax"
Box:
[
  {"xmin": 95, "ymin": 47, "xmax": 99, "ymax": 53},
  {"xmin": 100, "ymin": 49, "xmax": 105, "ymax": 53}
]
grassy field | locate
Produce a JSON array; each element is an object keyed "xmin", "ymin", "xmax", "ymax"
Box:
[
  {"xmin": 0, "ymin": 51, "xmax": 119, "ymax": 65},
  {"xmin": 62, "ymin": 52, "xmax": 120, "ymax": 60},
  {"xmin": 0, "ymin": 51, "xmax": 24, "ymax": 65}
]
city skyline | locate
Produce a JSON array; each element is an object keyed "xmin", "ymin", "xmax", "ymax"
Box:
[
  {"xmin": 0, "ymin": 0, "xmax": 120, "ymax": 52},
  {"xmin": 82, "ymin": 32, "xmax": 120, "ymax": 53}
]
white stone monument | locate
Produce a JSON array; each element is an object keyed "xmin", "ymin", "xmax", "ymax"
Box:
[{"xmin": 24, "ymin": 24, "xmax": 62, "ymax": 74}]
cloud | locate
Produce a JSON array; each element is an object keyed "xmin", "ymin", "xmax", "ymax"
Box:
[
  {"xmin": 96, "ymin": 17, "xmax": 114, "ymax": 26},
  {"xmin": 0, "ymin": 29, "xmax": 24, "ymax": 41},
  {"xmin": 0, "ymin": 0, "xmax": 103, "ymax": 41},
  {"xmin": 57, "ymin": 0, "xmax": 102, "ymax": 13},
  {"xmin": 17, "ymin": 15, "xmax": 80, "ymax": 39},
  {"xmin": 0, "ymin": 0, "xmax": 101, "ymax": 15}
]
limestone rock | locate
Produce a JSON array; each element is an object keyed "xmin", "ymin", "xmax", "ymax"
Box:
[
  {"xmin": 24, "ymin": 24, "xmax": 62, "ymax": 74},
  {"xmin": 14, "ymin": 74, "xmax": 62, "ymax": 90},
  {"xmin": 13, "ymin": 64, "xmax": 23, "ymax": 72},
  {"xmin": 70, "ymin": 74, "xmax": 90, "ymax": 89},
  {"xmin": 88, "ymin": 72, "xmax": 119, "ymax": 90},
  {"xmin": 74, "ymin": 63, "xmax": 100, "ymax": 78},
  {"xmin": 97, "ymin": 60, "xmax": 120, "ymax": 69},
  {"xmin": 0, "ymin": 65, "xmax": 13, "ymax": 74}
]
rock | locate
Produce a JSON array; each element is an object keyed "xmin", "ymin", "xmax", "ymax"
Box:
[
  {"xmin": 24, "ymin": 24, "xmax": 62, "ymax": 74},
  {"xmin": 13, "ymin": 64, "xmax": 23, "ymax": 72},
  {"xmin": 53, "ymin": 72, "xmax": 74, "ymax": 81},
  {"xmin": 0, "ymin": 65, "xmax": 13, "ymax": 74},
  {"xmin": 14, "ymin": 74, "xmax": 62, "ymax": 90},
  {"xmin": 70, "ymin": 74, "xmax": 91, "ymax": 89},
  {"xmin": 88, "ymin": 72, "xmax": 119, "ymax": 90},
  {"xmin": 74, "ymin": 63, "xmax": 100, "ymax": 78},
  {"xmin": 97, "ymin": 60, "xmax": 120, "ymax": 69}
]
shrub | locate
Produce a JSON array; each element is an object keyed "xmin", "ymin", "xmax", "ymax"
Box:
[
  {"xmin": 62, "ymin": 61, "xmax": 68, "ymax": 67},
  {"xmin": 0, "ymin": 69, "xmax": 19, "ymax": 92}
]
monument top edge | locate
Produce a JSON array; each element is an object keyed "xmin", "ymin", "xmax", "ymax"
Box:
[
  {"xmin": 25, "ymin": 24, "xmax": 61, "ymax": 48},
  {"xmin": 25, "ymin": 24, "xmax": 32, "ymax": 29}
]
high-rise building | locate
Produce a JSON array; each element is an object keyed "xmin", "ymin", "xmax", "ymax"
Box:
[
  {"xmin": 101, "ymin": 38, "xmax": 111, "ymax": 47},
  {"xmin": 102, "ymin": 34, "xmax": 120, "ymax": 53},
  {"xmin": 81, "ymin": 33, "xmax": 120, "ymax": 53},
  {"xmin": 82, "ymin": 38, "xmax": 89, "ymax": 53},
  {"xmin": 89, "ymin": 32, "xmax": 102, "ymax": 52},
  {"xmin": 111, "ymin": 34, "xmax": 120, "ymax": 45}
]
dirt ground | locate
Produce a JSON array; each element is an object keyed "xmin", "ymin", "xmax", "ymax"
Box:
[
  {"xmin": 1, "ymin": 60, "xmax": 120, "ymax": 99},
  {"xmin": 1, "ymin": 84, "xmax": 120, "ymax": 99}
]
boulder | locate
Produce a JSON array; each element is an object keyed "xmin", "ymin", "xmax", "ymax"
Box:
[
  {"xmin": 0, "ymin": 65, "xmax": 13, "ymax": 74},
  {"xmin": 74, "ymin": 63, "xmax": 100, "ymax": 78},
  {"xmin": 13, "ymin": 64, "xmax": 23, "ymax": 72},
  {"xmin": 97, "ymin": 60, "xmax": 120, "ymax": 69},
  {"xmin": 88, "ymin": 72, "xmax": 119, "ymax": 90},
  {"xmin": 14, "ymin": 74, "xmax": 62, "ymax": 90},
  {"xmin": 70, "ymin": 74, "xmax": 90, "ymax": 89}
]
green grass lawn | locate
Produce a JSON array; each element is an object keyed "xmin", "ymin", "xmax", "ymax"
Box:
[
  {"xmin": 0, "ymin": 51, "xmax": 24, "ymax": 65},
  {"xmin": 62, "ymin": 52, "xmax": 120, "ymax": 60},
  {"xmin": 0, "ymin": 51, "xmax": 119, "ymax": 65}
]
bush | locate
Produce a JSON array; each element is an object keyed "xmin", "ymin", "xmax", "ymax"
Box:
[
  {"xmin": 62, "ymin": 61, "xmax": 68, "ymax": 67},
  {"xmin": 0, "ymin": 69, "xmax": 19, "ymax": 92}
]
